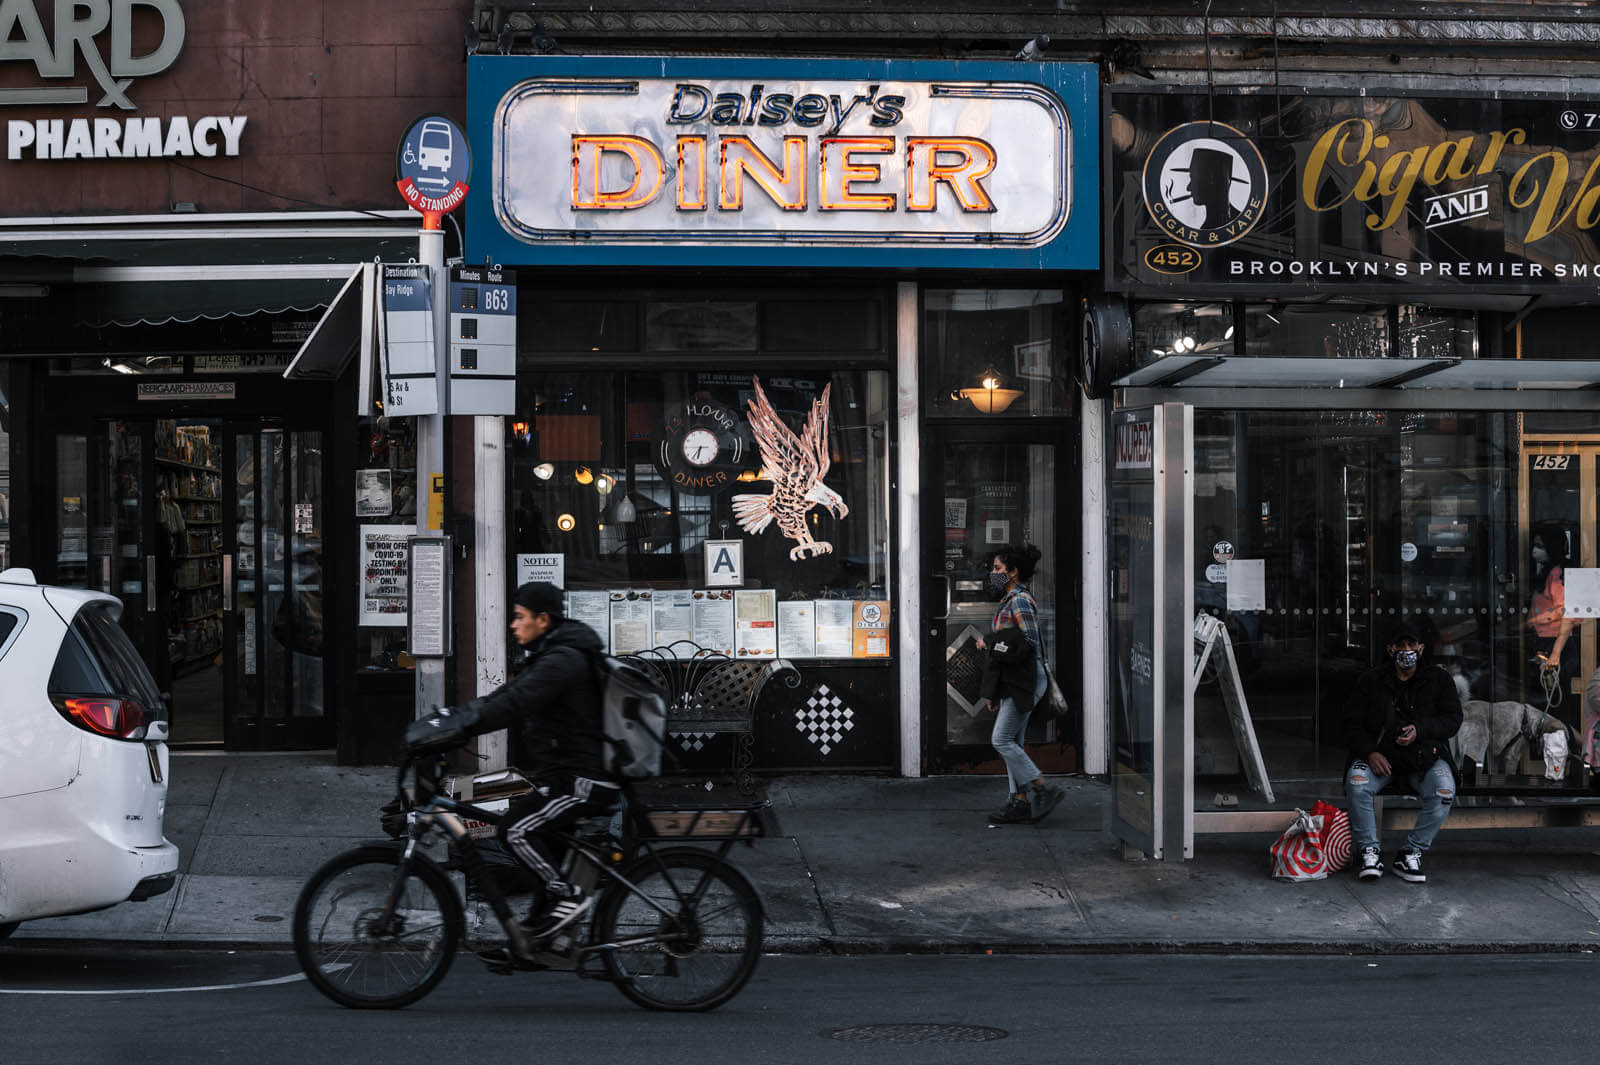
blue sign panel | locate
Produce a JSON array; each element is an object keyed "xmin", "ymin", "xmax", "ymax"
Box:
[
  {"xmin": 466, "ymin": 57, "xmax": 1098, "ymax": 270},
  {"xmin": 396, "ymin": 114, "xmax": 470, "ymax": 218}
]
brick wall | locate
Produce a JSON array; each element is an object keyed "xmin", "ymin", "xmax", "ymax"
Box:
[{"xmin": 0, "ymin": 0, "xmax": 470, "ymax": 215}]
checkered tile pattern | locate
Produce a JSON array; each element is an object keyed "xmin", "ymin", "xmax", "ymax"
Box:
[
  {"xmin": 672, "ymin": 731, "xmax": 714, "ymax": 752},
  {"xmin": 797, "ymin": 684, "xmax": 854, "ymax": 756}
]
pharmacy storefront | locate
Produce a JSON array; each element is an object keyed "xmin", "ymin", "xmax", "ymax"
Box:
[{"xmin": 463, "ymin": 56, "xmax": 1098, "ymax": 774}]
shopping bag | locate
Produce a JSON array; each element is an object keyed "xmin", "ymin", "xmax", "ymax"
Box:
[
  {"xmin": 1268, "ymin": 809, "xmax": 1329, "ymax": 881},
  {"xmin": 1039, "ymin": 663, "xmax": 1069, "ymax": 715},
  {"xmin": 1310, "ymin": 799, "xmax": 1352, "ymax": 873}
]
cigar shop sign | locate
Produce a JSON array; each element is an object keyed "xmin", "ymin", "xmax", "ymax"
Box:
[
  {"xmin": 466, "ymin": 56, "xmax": 1099, "ymax": 269},
  {"xmin": 2, "ymin": 0, "xmax": 248, "ymax": 160},
  {"xmin": 1109, "ymin": 89, "xmax": 1600, "ymax": 295}
]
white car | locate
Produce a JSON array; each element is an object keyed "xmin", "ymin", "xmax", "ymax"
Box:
[{"xmin": 0, "ymin": 569, "xmax": 178, "ymax": 939}]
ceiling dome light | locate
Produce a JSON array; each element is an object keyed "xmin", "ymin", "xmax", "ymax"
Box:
[{"xmin": 532, "ymin": 462, "xmax": 554, "ymax": 480}]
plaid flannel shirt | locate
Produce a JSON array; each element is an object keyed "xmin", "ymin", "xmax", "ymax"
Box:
[{"xmin": 992, "ymin": 583, "xmax": 1042, "ymax": 653}]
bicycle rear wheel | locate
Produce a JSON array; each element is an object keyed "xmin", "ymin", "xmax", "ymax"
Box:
[
  {"xmin": 293, "ymin": 846, "xmax": 462, "ymax": 1009},
  {"xmin": 594, "ymin": 847, "xmax": 763, "ymax": 1011}
]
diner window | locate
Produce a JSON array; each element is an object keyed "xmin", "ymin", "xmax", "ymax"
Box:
[
  {"xmin": 645, "ymin": 301, "xmax": 758, "ymax": 352},
  {"xmin": 522, "ymin": 300, "xmax": 639, "ymax": 354},
  {"xmin": 508, "ymin": 369, "xmax": 891, "ymax": 658},
  {"xmin": 923, "ymin": 289, "xmax": 1071, "ymax": 417}
]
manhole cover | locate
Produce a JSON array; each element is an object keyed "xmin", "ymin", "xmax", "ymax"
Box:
[{"xmin": 822, "ymin": 1024, "xmax": 1008, "ymax": 1045}]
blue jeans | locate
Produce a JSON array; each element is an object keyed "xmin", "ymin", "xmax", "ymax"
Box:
[
  {"xmin": 991, "ymin": 662, "xmax": 1049, "ymax": 794},
  {"xmin": 1344, "ymin": 757, "xmax": 1455, "ymax": 854}
]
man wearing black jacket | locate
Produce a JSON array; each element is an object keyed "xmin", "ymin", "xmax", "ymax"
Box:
[
  {"xmin": 1343, "ymin": 618, "xmax": 1463, "ymax": 884},
  {"xmin": 404, "ymin": 581, "xmax": 616, "ymax": 954}
]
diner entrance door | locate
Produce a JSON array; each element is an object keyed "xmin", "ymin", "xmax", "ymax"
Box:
[{"xmin": 920, "ymin": 426, "xmax": 1075, "ymax": 773}]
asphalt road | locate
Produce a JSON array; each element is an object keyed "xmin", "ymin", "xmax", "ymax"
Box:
[{"xmin": 2, "ymin": 946, "xmax": 1591, "ymax": 1064}]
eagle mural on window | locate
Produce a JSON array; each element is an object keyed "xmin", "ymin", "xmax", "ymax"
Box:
[{"xmin": 731, "ymin": 376, "xmax": 849, "ymax": 560}]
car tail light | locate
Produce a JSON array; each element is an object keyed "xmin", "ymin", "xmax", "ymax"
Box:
[{"xmin": 52, "ymin": 696, "xmax": 152, "ymax": 740}]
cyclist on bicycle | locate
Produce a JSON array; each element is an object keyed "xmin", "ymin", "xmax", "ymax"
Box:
[{"xmin": 403, "ymin": 581, "xmax": 617, "ymax": 962}]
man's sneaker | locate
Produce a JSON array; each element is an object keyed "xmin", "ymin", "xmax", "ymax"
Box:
[
  {"xmin": 988, "ymin": 795, "xmax": 1033, "ymax": 824},
  {"xmin": 1356, "ymin": 846, "xmax": 1384, "ymax": 881},
  {"xmin": 520, "ymin": 892, "xmax": 595, "ymax": 941},
  {"xmin": 1029, "ymin": 782, "xmax": 1065, "ymax": 822},
  {"xmin": 1392, "ymin": 848, "xmax": 1426, "ymax": 883}
]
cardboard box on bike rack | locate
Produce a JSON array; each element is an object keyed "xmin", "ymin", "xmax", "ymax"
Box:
[{"xmin": 442, "ymin": 767, "xmax": 535, "ymax": 839}]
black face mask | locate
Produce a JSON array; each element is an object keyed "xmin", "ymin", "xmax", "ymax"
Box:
[{"xmin": 1393, "ymin": 648, "xmax": 1419, "ymax": 671}]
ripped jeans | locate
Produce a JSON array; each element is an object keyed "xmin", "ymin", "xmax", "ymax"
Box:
[{"xmin": 1344, "ymin": 757, "xmax": 1455, "ymax": 854}]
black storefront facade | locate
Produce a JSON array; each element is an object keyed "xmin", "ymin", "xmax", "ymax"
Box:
[
  {"xmin": 457, "ymin": 55, "xmax": 1100, "ymax": 776},
  {"xmin": 1094, "ymin": 84, "xmax": 1600, "ymax": 834}
]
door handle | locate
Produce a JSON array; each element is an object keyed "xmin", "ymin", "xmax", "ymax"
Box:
[
  {"xmin": 144, "ymin": 555, "xmax": 155, "ymax": 611},
  {"xmin": 222, "ymin": 553, "xmax": 233, "ymax": 612},
  {"xmin": 926, "ymin": 575, "xmax": 950, "ymax": 621}
]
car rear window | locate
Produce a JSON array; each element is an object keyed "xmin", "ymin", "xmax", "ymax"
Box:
[
  {"xmin": 0, "ymin": 609, "xmax": 20, "ymax": 655},
  {"xmin": 48, "ymin": 602, "xmax": 162, "ymax": 707}
]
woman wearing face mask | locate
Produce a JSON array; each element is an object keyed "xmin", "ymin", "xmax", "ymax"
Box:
[{"xmin": 974, "ymin": 544, "xmax": 1064, "ymax": 824}]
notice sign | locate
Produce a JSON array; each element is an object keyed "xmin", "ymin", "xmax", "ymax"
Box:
[
  {"xmin": 408, "ymin": 536, "xmax": 452, "ymax": 657},
  {"xmin": 516, "ymin": 553, "xmax": 564, "ymax": 588},
  {"xmin": 382, "ymin": 264, "xmax": 438, "ymax": 416},
  {"xmin": 360, "ymin": 524, "xmax": 412, "ymax": 626}
]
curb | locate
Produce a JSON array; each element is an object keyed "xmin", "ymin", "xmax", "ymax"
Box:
[{"xmin": 9, "ymin": 934, "xmax": 1596, "ymax": 957}]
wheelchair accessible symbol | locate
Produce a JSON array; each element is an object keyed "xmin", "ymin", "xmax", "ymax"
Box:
[{"xmin": 396, "ymin": 114, "xmax": 470, "ymax": 226}]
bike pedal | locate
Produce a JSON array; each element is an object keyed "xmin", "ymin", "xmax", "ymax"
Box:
[{"xmin": 477, "ymin": 948, "xmax": 546, "ymax": 974}]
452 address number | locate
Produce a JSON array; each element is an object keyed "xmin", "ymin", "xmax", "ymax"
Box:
[{"xmin": 1145, "ymin": 244, "xmax": 1202, "ymax": 275}]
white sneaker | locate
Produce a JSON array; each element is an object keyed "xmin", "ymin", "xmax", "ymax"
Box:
[
  {"xmin": 520, "ymin": 893, "xmax": 594, "ymax": 940},
  {"xmin": 1356, "ymin": 846, "xmax": 1384, "ymax": 881},
  {"xmin": 1392, "ymin": 848, "xmax": 1426, "ymax": 883}
]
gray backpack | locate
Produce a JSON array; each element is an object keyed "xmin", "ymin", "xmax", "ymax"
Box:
[{"xmin": 594, "ymin": 654, "xmax": 669, "ymax": 778}]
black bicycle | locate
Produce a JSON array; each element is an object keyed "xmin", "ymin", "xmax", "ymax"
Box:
[{"xmin": 292, "ymin": 745, "xmax": 771, "ymax": 1011}]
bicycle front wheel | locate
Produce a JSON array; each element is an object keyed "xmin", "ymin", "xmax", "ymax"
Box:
[
  {"xmin": 293, "ymin": 846, "xmax": 462, "ymax": 1009},
  {"xmin": 594, "ymin": 847, "xmax": 764, "ymax": 1011}
]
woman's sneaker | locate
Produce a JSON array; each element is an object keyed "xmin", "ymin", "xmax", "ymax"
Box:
[
  {"xmin": 1392, "ymin": 848, "xmax": 1426, "ymax": 883},
  {"xmin": 1356, "ymin": 846, "xmax": 1384, "ymax": 881},
  {"xmin": 988, "ymin": 795, "xmax": 1033, "ymax": 824},
  {"xmin": 1029, "ymin": 782, "xmax": 1065, "ymax": 822}
]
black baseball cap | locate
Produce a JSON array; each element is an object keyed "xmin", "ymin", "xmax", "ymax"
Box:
[
  {"xmin": 513, "ymin": 581, "xmax": 564, "ymax": 619},
  {"xmin": 1386, "ymin": 616, "xmax": 1423, "ymax": 645}
]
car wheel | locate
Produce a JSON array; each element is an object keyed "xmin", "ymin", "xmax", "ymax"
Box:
[{"xmin": 0, "ymin": 922, "xmax": 20, "ymax": 941}]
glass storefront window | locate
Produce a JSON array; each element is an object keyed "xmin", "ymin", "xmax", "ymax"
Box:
[
  {"xmin": 645, "ymin": 301, "xmax": 758, "ymax": 352},
  {"xmin": 1242, "ymin": 305, "xmax": 1389, "ymax": 357},
  {"xmin": 509, "ymin": 369, "xmax": 891, "ymax": 657},
  {"xmin": 923, "ymin": 289, "xmax": 1071, "ymax": 417},
  {"xmin": 1191, "ymin": 408, "xmax": 1598, "ymax": 792},
  {"xmin": 354, "ymin": 417, "xmax": 417, "ymax": 671},
  {"xmin": 1132, "ymin": 301, "xmax": 1232, "ymax": 364}
]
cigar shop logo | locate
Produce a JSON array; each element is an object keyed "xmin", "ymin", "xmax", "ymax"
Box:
[{"xmin": 1141, "ymin": 121, "xmax": 1267, "ymax": 248}]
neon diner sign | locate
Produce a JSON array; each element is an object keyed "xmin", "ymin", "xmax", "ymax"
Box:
[{"xmin": 491, "ymin": 75, "xmax": 1071, "ymax": 246}]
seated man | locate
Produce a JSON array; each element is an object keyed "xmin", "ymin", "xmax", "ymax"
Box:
[
  {"xmin": 1342, "ymin": 618, "xmax": 1463, "ymax": 883},
  {"xmin": 405, "ymin": 581, "xmax": 617, "ymax": 961}
]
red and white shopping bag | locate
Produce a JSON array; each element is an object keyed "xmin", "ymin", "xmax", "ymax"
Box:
[
  {"xmin": 1310, "ymin": 799, "xmax": 1352, "ymax": 873},
  {"xmin": 1269, "ymin": 808, "xmax": 1330, "ymax": 881}
]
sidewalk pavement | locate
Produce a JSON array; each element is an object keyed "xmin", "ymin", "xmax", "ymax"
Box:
[{"xmin": 10, "ymin": 753, "xmax": 1600, "ymax": 954}]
